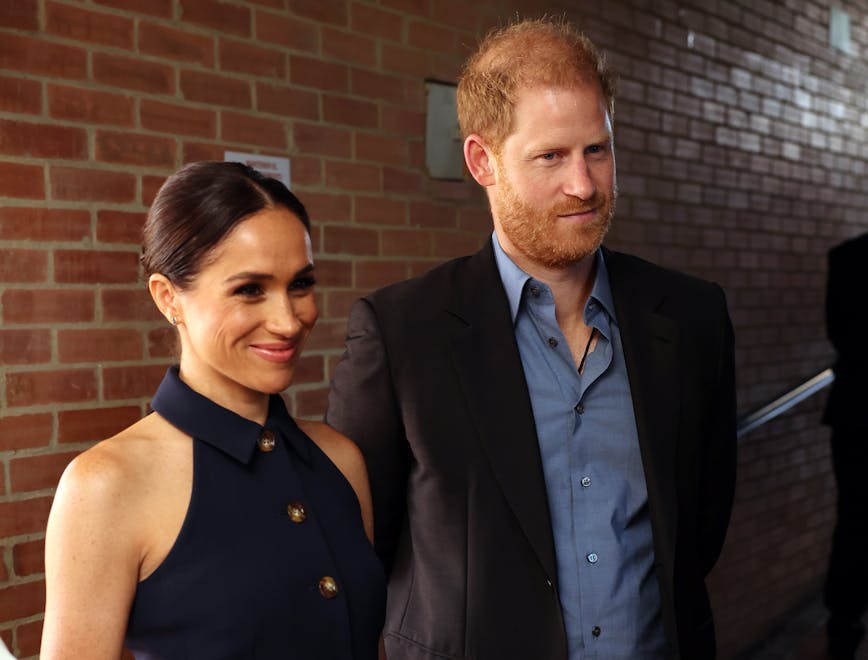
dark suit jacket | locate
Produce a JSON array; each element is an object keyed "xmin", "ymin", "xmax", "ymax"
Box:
[
  {"xmin": 823, "ymin": 232, "xmax": 868, "ymax": 430},
  {"xmin": 326, "ymin": 241, "xmax": 737, "ymax": 660}
]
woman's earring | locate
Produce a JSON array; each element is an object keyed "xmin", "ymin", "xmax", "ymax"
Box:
[{"xmin": 170, "ymin": 315, "xmax": 178, "ymax": 326}]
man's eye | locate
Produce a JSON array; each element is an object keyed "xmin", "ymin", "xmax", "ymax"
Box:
[{"xmin": 541, "ymin": 152, "xmax": 558, "ymax": 161}]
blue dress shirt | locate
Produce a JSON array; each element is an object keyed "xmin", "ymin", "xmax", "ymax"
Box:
[{"xmin": 493, "ymin": 235, "xmax": 666, "ymax": 659}]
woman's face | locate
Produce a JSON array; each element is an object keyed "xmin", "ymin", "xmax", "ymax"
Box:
[{"xmin": 169, "ymin": 206, "xmax": 318, "ymax": 412}]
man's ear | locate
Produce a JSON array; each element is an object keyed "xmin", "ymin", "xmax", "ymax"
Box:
[
  {"xmin": 148, "ymin": 273, "xmax": 180, "ymax": 324},
  {"xmin": 464, "ymin": 134, "xmax": 497, "ymax": 187}
]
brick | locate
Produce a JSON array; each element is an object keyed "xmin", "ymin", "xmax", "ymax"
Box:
[
  {"xmin": 16, "ymin": 619, "xmax": 44, "ymax": 658},
  {"xmin": 351, "ymin": 69, "xmax": 418, "ymax": 106},
  {"xmin": 139, "ymin": 21, "xmax": 215, "ymax": 65},
  {"xmin": 6, "ymin": 369, "xmax": 98, "ymax": 407},
  {"xmin": 382, "ymin": 228, "xmax": 431, "ymax": 257},
  {"xmin": 380, "ymin": 106, "xmax": 426, "ymax": 137},
  {"xmin": 382, "ymin": 43, "xmax": 430, "ymax": 78},
  {"xmin": 102, "ymin": 289, "xmax": 163, "ymax": 322},
  {"xmin": 104, "ymin": 364, "xmax": 169, "ymax": 400},
  {"xmin": 51, "ymin": 167, "xmax": 136, "ymax": 203},
  {"xmin": 0, "ymin": 34, "xmax": 87, "ymax": 79},
  {"xmin": 142, "ymin": 174, "xmax": 168, "ymax": 207},
  {"xmin": 48, "ymin": 84, "xmax": 134, "ymax": 127},
  {"xmin": 257, "ymin": 83, "xmax": 319, "ymax": 120},
  {"xmin": 294, "ymin": 386, "xmax": 329, "ymax": 418},
  {"xmin": 303, "ymin": 319, "xmax": 346, "ymax": 351},
  {"xmin": 325, "ymin": 161, "xmax": 381, "ymax": 192},
  {"xmin": 183, "ymin": 141, "xmax": 227, "ymax": 163},
  {"xmin": 293, "ymin": 123, "xmax": 351, "ymax": 158},
  {"xmin": 0, "ymin": 162, "xmax": 41, "ymax": 199},
  {"xmin": 410, "ymin": 201, "xmax": 456, "ymax": 229},
  {"xmin": 221, "ymin": 111, "xmax": 287, "ymax": 149},
  {"xmin": 11, "ymin": 452, "xmax": 79, "ymax": 493},
  {"xmin": 323, "ymin": 225, "xmax": 378, "ymax": 256},
  {"xmin": 322, "ymin": 27, "xmax": 376, "ymax": 67},
  {"xmin": 139, "ymin": 99, "xmax": 217, "ymax": 140},
  {"xmin": 356, "ymin": 260, "xmax": 407, "ymax": 290},
  {"xmin": 323, "ymin": 94, "xmax": 379, "ymax": 129},
  {"xmin": 13, "ymin": 539, "xmax": 44, "ymax": 578},
  {"xmin": 303, "ymin": 192, "xmax": 351, "ymax": 223},
  {"xmin": 0, "ymin": 580, "xmax": 45, "ymax": 622},
  {"xmin": 0, "ymin": 74, "xmax": 41, "ymax": 113},
  {"xmin": 0, "ymin": 413, "xmax": 52, "ymax": 451},
  {"xmin": 407, "ymin": 20, "xmax": 456, "ymax": 53},
  {"xmin": 0, "ymin": 0, "xmax": 38, "ymax": 29},
  {"xmin": 0, "ymin": 497, "xmax": 53, "ymax": 538},
  {"xmin": 0, "ymin": 207, "xmax": 90, "ymax": 241},
  {"xmin": 219, "ymin": 39, "xmax": 286, "ymax": 79},
  {"xmin": 290, "ymin": 55, "xmax": 348, "ymax": 92},
  {"xmin": 180, "ymin": 0, "xmax": 251, "ymax": 36},
  {"xmin": 111, "ymin": 147, "xmax": 183, "ymax": 184},
  {"xmin": 58, "ymin": 406, "xmax": 142, "ymax": 444},
  {"xmin": 356, "ymin": 133, "xmax": 409, "ymax": 166},
  {"xmin": 0, "ymin": 249, "xmax": 47, "ymax": 283},
  {"xmin": 96, "ymin": 210, "xmax": 146, "ymax": 244},
  {"xmin": 383, "ymin": 166, "xmax": 424, "ymax": 195},
  {"xmin": 292, "ymin": 353, "xmax": 324, "ymax": 385},
  {"xmin": 0, "ymin": 329, "xmax": 51, "ymax": 365},
  {"xmin": 1, "ymin": 289, "xmax": 94, "ymax": 324},
  {"xmin": 54, "ymin": 250, "xmax": 139, "ymax": 284},
  {"xmin": 46, "ymin": 1, "xmax": 133, "ymax": 49},
  {"xmin": 94, "ymin": 0, "xmax": 172, "ymax": 17},
  {"xmin": 255, "ymin": 11, "xmax": 319, "ymax": 52},
  {"xmin": 93, "ymin": 53, "xmax": 174, "ymax": 94},
  {"xmin": 0, "ymin": 549, "xmax": 7, "ymax": 582},
  {"xmin": 314, "ymin": 258, "xmax": 352, "ymax": 287},
  {"xmin": 458, "ymin": 207, "xmax": 491, "ymax": 233},
  {"xmin": 148, "ymin": 326, "xmax": 176, "ymax": 358},
  {"xmin": 433, "ymin": 230, "xmax": 484, "ymax": 258},
  {"xmin": 324, "ymin": 289, "xmax": 361, "ymax": 319},
  {"xmin": 355, "ymin": 195, "xmax": 406, "ymax": 225},
  {"xmin": 59, "ymin": 328, "xmax": 143, "ymax": 363},
  {"xmin": 0, "ymin": 119, "xmax": 87, "ymax": 159},
  {"xmin": 288, "ymin": 0, "xmax": 347, "ymax": 26},
  {"xmin": 181, "ymin": 70, "xmax": 252, "ymax": 109},
  {"xmin": 288, "ymin": 155, "xmax": 323, "ymax": 185},
  {"xmin": 351, "ymin": 3, "xmax": 402, "ymax": 42}
]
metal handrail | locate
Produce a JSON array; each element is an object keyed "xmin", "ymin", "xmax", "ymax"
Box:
[{"xmin": 736, "ymin": 366, "xmax": 835, "ymax": 438}]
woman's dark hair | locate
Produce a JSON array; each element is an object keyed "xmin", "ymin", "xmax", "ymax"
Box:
[{"xmin": 142, "ymin": 161, "xmax": 310, "ymax": 288}]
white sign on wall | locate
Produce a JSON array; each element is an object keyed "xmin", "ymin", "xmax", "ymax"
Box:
[{"xmin": 224, "ymin": 151, "xmax": 291, "ymax": 188}]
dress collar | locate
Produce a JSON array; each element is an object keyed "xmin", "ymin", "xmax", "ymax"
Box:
[{"xmin": 149, "ymin": 366, "xmax": 312, "ymax": 465}]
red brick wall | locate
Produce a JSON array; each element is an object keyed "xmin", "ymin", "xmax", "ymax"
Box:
[{"xmin": 1, "ymin": 1, "xmax": 866, "ymax": 657}]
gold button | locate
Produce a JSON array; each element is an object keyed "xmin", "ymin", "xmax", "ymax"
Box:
[
  {"xmin": 287, "ymin": 502, "xmax": 307, "ymax": 523},
  {"xmin": 318, "ymin": 576, "xmax": 338, "ymax": 599},
  {"xmin": 258, "ymin": 429, "xmax": 275, "ymax": 452}
]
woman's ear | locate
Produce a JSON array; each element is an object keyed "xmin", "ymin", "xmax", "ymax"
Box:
[
  {"xmin": 463, "ymin": 134, "xmax": 497, "ymax": 187},
  {"xmin": 148, "ymin": 274, "xmax": 180, "ymax": 325}
]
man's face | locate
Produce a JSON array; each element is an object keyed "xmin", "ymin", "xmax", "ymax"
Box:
[{"xmin": 489, "ymin": 82, "xmax": 616, "ymax": 271}]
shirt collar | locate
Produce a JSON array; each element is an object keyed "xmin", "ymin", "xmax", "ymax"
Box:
[
  {"xmin": 491, "ymin": 231, "xmax": 617, "ymax": 324},
  {"xmin": 149, "ymin": 366, "xmax": 312, "ymax": 465}
]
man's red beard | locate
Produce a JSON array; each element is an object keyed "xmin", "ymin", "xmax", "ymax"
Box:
[{"xmin": 492, "ymin": 174, "xmax": 615, "ymax": 269}]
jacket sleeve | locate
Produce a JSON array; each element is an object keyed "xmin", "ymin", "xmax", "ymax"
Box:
[
  {"xmin": 325, "ymin": 297, "xmax": 410, "ymax": 573},
  {"xmin": 697, "ymin": 284, "xmax": 737, "ymax": 576}
]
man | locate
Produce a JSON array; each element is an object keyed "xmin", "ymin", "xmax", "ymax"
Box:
[
  {"xmin": 327, "ymin": 18, "xmax": 736, "ymax": 660},
  {"xmin": 822, "ymin": 232, "xmax": 868, "ymax": 660}
]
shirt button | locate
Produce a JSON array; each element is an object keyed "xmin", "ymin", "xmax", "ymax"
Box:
[
  {"xmin": 530, "ymin": 286, "xmax": 541, "ymax": 297},
  {"xmin": 581, "ymin": 476, "xmax": 591, "ymax": 488},
  {"xmin": 547, "ymin": 337, "xmax": 558, "ymax": 347},
  {"xmin": 592, "ymin": 626, "xmax": 601, "ymax": 637},
  {"xmin": 318, "ymin": 576, "xmax": 338, "ymax": 599},
  {"xmin": 257, "ymin": 429, "xmax": 275, "ymax": 452},
  {"xmin": 587, "ymin": 552, "xmax": 598, "ymax": 564},
  {"xmin": 287, "ymin": 502, "xmax": 307, "ymax": 523},
  {"xmin": 575, "ymin": 402, "xmax": 584, "ymax": 414}
]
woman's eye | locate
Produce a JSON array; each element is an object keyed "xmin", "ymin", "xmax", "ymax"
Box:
[
  {"xmin": 234, "ymin": 283, "xmax": 263, "ymax": 297},
  {"xmin": 289, "ymin": 276, "xmax": 316, "ymax": 292}
]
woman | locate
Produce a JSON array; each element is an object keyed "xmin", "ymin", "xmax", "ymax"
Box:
[{"xmin": 41, "ymin": 162, "xmax": 385, "ymax": 659}]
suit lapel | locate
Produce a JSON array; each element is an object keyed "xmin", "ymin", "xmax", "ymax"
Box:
[
  {"xmin": 605, "ymin": 248, "xmax": 680, "ymax": 559},
  {"xmin": 448, "ymin": 241, "xmax": 559, "ymax": 582}
]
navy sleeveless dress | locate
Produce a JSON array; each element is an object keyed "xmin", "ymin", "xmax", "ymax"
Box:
[{"xmin": 124, "ymin": 367, "xmax": 386, "ymax": 659}]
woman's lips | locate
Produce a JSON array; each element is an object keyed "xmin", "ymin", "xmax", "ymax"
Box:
[{"xmin": 250, "ymin": 343, "xmax": 298, "ymax": 363}]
